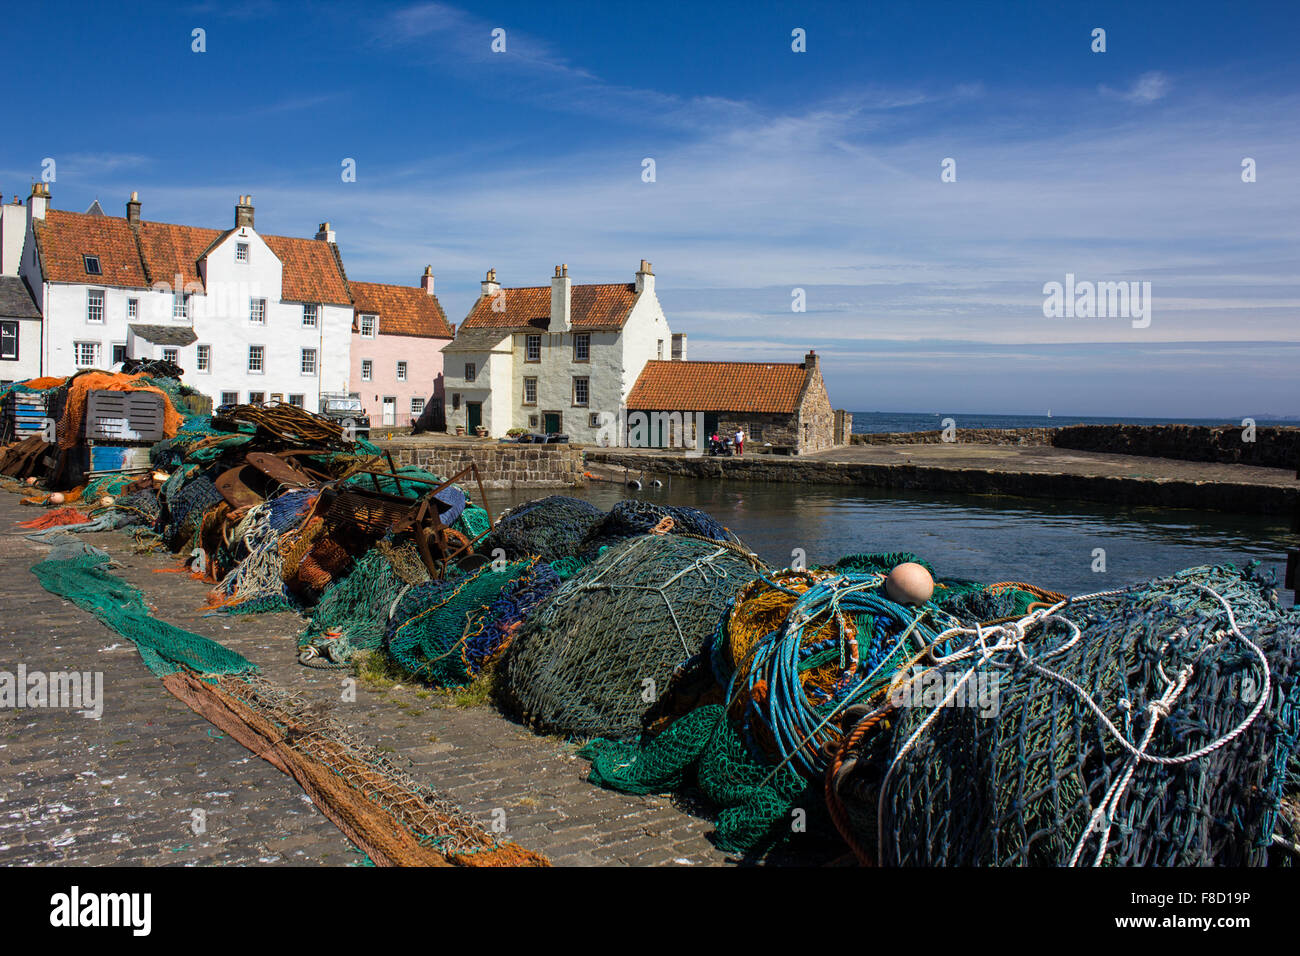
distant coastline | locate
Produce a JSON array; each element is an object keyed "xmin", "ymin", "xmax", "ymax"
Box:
[{"xmin": 850, "ymin": 412, "xmax": 1300, "ymax": 434}]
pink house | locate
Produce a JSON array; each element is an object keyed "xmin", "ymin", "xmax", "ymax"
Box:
[{"xmin": 349, "ymin": 267, "xmax": 454, "ymax": 428}]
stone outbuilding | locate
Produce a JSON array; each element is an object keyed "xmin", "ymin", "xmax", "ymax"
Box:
[{"xmin": 625, "ymin": 350, "xmax": 846, "ymax": 454}]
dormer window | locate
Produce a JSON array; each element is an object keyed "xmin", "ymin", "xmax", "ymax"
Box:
[
  {"xmin": 359, "ymin": 314, "xmax": 377, "ymax": 338},
  {"xmin": 82, "ymin": 255, "xmax": 102, "ymax": 276},
  {"xmin": 236, "ymin": 242, "xmax": 249, "ymax": 262}
]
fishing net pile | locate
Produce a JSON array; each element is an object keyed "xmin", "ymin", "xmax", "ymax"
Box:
[
  {"xmin": 501, "ymin": 533, "xmax": 768, "ymax": 740},
  {"xmin": 578, "ymin": 560, "xmax": 985, "ymax": 856},
  {"xmin": 828, "ymin": 563, "xmax": 1300, "ymax": 867},
  {"xmin": 481, "ymin": 495, "xmax": 606, "ymax": 562},
  {"xmin": 384, "ymin": 558, "xmax": 543, "ymax": 687}
]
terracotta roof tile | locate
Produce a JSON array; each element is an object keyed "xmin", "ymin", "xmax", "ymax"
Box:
[
  {"xmin": 32, "ymin": 209, "xmax": 351, "ymax": 305},
  {"xmin": 350, "ymin": 280, "xmax": 453, "ymax": 338},
  {"xmin": 262, "ymin": 234, "xmax": 352, "ymax": 306},
  {"xmin": 459, "ymin": 282, "xmax": 636, "ymax": 331},
  {"xmin": 627, "ymin": 360, "xmax": 811, "ymax": 415},
  {"xmin": 33, "ymin": 210, "xmax": 149, "ymax": 289},
  {"xmin": 135, "ymin": 220, "xmax": 221, "ymax": 290}
]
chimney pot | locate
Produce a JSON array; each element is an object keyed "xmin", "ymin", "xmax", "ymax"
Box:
[{"xmin": 235, "ymin": 195, "xmax": 255, "ymax": 229}]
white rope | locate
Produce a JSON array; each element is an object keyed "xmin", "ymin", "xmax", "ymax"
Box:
[{"xmin": 875, "ymin": 580, "xmax": 1272, "ymax": 867}]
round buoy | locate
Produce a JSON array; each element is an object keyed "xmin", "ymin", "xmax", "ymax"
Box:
[
  {"xmin": 25, "ymin": 476, "xmax": 37, "ymax": 486},
  {"xmin": 100, "ymin": 496, "xmax": 115, "ymax": 508},
  {"xmin": 48, "ymin": 492, "xmax": 65, "ymax": 506},
  {"xmin": 885, "ymin": 562, "xmax": 935, "ymax": 605},
  {"xmin": 627, "ymin": 479, "xmax": 642, "ymax": 490},
  {"xmin": 650, "ymin": 479, "xmax": 664, "ymax": 488}
]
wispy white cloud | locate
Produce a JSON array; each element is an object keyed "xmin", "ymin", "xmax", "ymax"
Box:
[{"xmin": 1100, "ymin": 71, "xmax": 1172, "ymax": 104}]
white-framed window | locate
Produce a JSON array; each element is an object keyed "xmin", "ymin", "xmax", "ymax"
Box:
[
  {"xmin": 396, "ymin": 360, "xmax": 407, "ymax": 381},
  {"xmin": 221, "ymin": 391, "xmax": 239, "ymax": 406},
  {"xmin": 250, "ymin": 298, "xmax": 266, "ymax": 325},
  {"xmin": 288, "ymin": 394, "xmax": 305, "ymax": 407},
  {"xmin": 87, "ymin": 289, "xmax": 105, "ymax": 324},
  {"xmin": 162, "ymin": 347, "xmax": 179, "ymax": 364},
  {"xmin": 464, "ymin": 362, "xmax": 476, "ymax": 383},
  {"xmin": 574, "ymin": 332, "xmax": 590, "ymax": 362},
  {"xmin": 0, "ymin": 321, "xmax": 17, "ymax": 360},
  {"xmin": 525, "ymin": 334, "xmax": 541, "ymax": 361},
  {"xmin": 361, "ymin": 359, "xmax": 372, "ymax": 381},
  {"xmin": 236, "ymin": 242, "xmax": 249, "ymax": 262},
  {"xmin": 301, "ymin": 348, "xmax": 317, "ymax": 375},
  {"xmin": 523, "ymin": 377, "xmax": 537, "ymax": 405},
  {"xmin": 196, "ymin": 344, "xmax": 210, "ymax": 372},
  {"xmin": 302, "ymin": 303, "xmax": 318, "ymax": 327},
  {"xmin": 248, "ymin": 345, "xmax": 264, "ymax": 373},
  {"xmin": 572, "ymin": 376, "xmax": 589, "ymax": 407},
  {"xmin": 411, "ymin": 397, "xmax": 425, "ymax": 417},
  {"xmin": 110, "ymin": 343, "xmax": 126, "ymax": 365},
  {"xmin": 657, "ymin": 339, "xmax": 664, "ymax": 360},
  {"xmin": 75, "ymin": 341, "xmax": 100, "ymax": 368},
  {"xmin": 359, "ymin": 314, "xmax": 377, "ymax": 338},
  {"xmin": 127, "ymin": 298, "xmax": 138, "ymax": 319},
  {"xmin": 248, "ymin": 391, "xmax": 265, "ymax": 405},
  {"xmin": 173, "ymin": 293, "xmax": 189, "ymax": 320}
]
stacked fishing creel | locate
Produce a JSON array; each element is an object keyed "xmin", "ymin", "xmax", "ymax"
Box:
[
  {"xmin": 828, "ymin": 563, "xmax": 1300, "ymax": 867},
  {"xmin": 500, "ymin": 532, "xmax": 768, "ymax": 741}
]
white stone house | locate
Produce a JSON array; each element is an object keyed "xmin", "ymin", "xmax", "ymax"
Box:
[
  {"xmin": 443, "ymin": 261, "xmax": 679, "ymax": 441},
  {"xmin": 18, "ymin": 186, "xmax": 352, "ymax": 411}
]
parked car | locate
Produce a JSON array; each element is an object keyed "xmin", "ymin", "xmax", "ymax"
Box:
[{"xmin": 319, "ymin": 393, "xmax": 371, "ymax": 441}]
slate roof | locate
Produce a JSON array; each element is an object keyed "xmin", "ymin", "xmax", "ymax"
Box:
[
  {"xmin": 0, "ymin": 276, "xmax": 41, "ymax": 319},
  {"xmin": 128, "ymin": 324, "xmax": 199, "ymax": 346}
]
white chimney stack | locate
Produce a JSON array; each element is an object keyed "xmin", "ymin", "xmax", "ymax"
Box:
[
  {"xmin": 635, "ymin": 258, "xmax": 654, "ymax": 294},
  {"xmin": 420, "ymin": 265, "xmax": 435, "ymax": 295},
  {"xmin": 481, "ymin": 267, "xmax": 500, "ymax": 297},
  {"xmin": 672, "ymin": 333, "xmax": 687, "ymax": 361},
  {"xmin": 551, "ymin": 263, "xmax": 571, "ymax": 332},
  {"xmin": 315, "ymin": 221, "xmax": 336, "ymax": 243},
  {"xmin": 28, "ymin": 182, "xmax": 49, "ymax": 222}
]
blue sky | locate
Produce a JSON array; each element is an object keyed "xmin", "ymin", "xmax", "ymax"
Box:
[{"xmin": 4, "ymin": 1, "xmax": 1298, "ymax": 416}]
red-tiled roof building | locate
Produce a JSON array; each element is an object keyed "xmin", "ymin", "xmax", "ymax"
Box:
[
  {"xmin": 625, "ymin": 351, "xmax": 843, "ymax": 454},
  {"xmin": 350, "ymin": 268, "xmax": 455, "ymax": 429},
  {"xmin": 19, "ymin": 186, "xmax": 358, "ymax": 411},
  {"xmin": 444, "ymin": 261, "xmax": 680, "ymax": 441}
]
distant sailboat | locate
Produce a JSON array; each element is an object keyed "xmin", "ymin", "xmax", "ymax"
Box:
[{"xmin": 1047, "ymin": 409, "xmax": 1053, "ymax": 419}]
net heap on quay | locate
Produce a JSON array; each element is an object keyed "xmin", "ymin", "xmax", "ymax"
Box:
[{"xmin": 3, "ymin": 368, "xmax": 1299, "ymax": 866}]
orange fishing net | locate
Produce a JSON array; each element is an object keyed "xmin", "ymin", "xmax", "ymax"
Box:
[{"xmin": 56, "ymin": 371, "xmax": 184, "ymax": 449}]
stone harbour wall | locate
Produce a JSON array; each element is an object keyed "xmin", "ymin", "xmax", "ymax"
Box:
[
  {"xmin": 380, "ymin": 441, "xmax": 584, "ymax": 488},
  {"xmin": 1051, "ymin": 424, "xmax": 1299, "ymax": 470},
  {"xmin": 584, "ymin": 450, "xmax": 1296, "ymax": 516}
]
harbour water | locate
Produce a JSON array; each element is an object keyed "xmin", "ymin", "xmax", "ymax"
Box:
[{"xmin": 499, "ymin": 478, "xmax": 1295, "ymax": 601}]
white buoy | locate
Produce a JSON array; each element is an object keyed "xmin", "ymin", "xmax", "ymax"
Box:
[
  {"xmin": 100, "ymin": 496, "xmax": 115, "ymax": 508},
  {"xmin": 48, "ymin": 492, "xmax": 66, "ymax": 506}
]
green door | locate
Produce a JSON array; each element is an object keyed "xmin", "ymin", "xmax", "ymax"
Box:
[
  {"xmin": 544, "ymin": 412, "xmax": 561, "ymax": 434},
  {"xmin": 467, "ymin": 402, "xmax": 482, "ymax": 434}
]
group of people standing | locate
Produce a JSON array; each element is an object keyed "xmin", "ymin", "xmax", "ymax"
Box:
[{"xmin": 707, "ymin": 429, "xmax": 745, "ymax": 456}]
